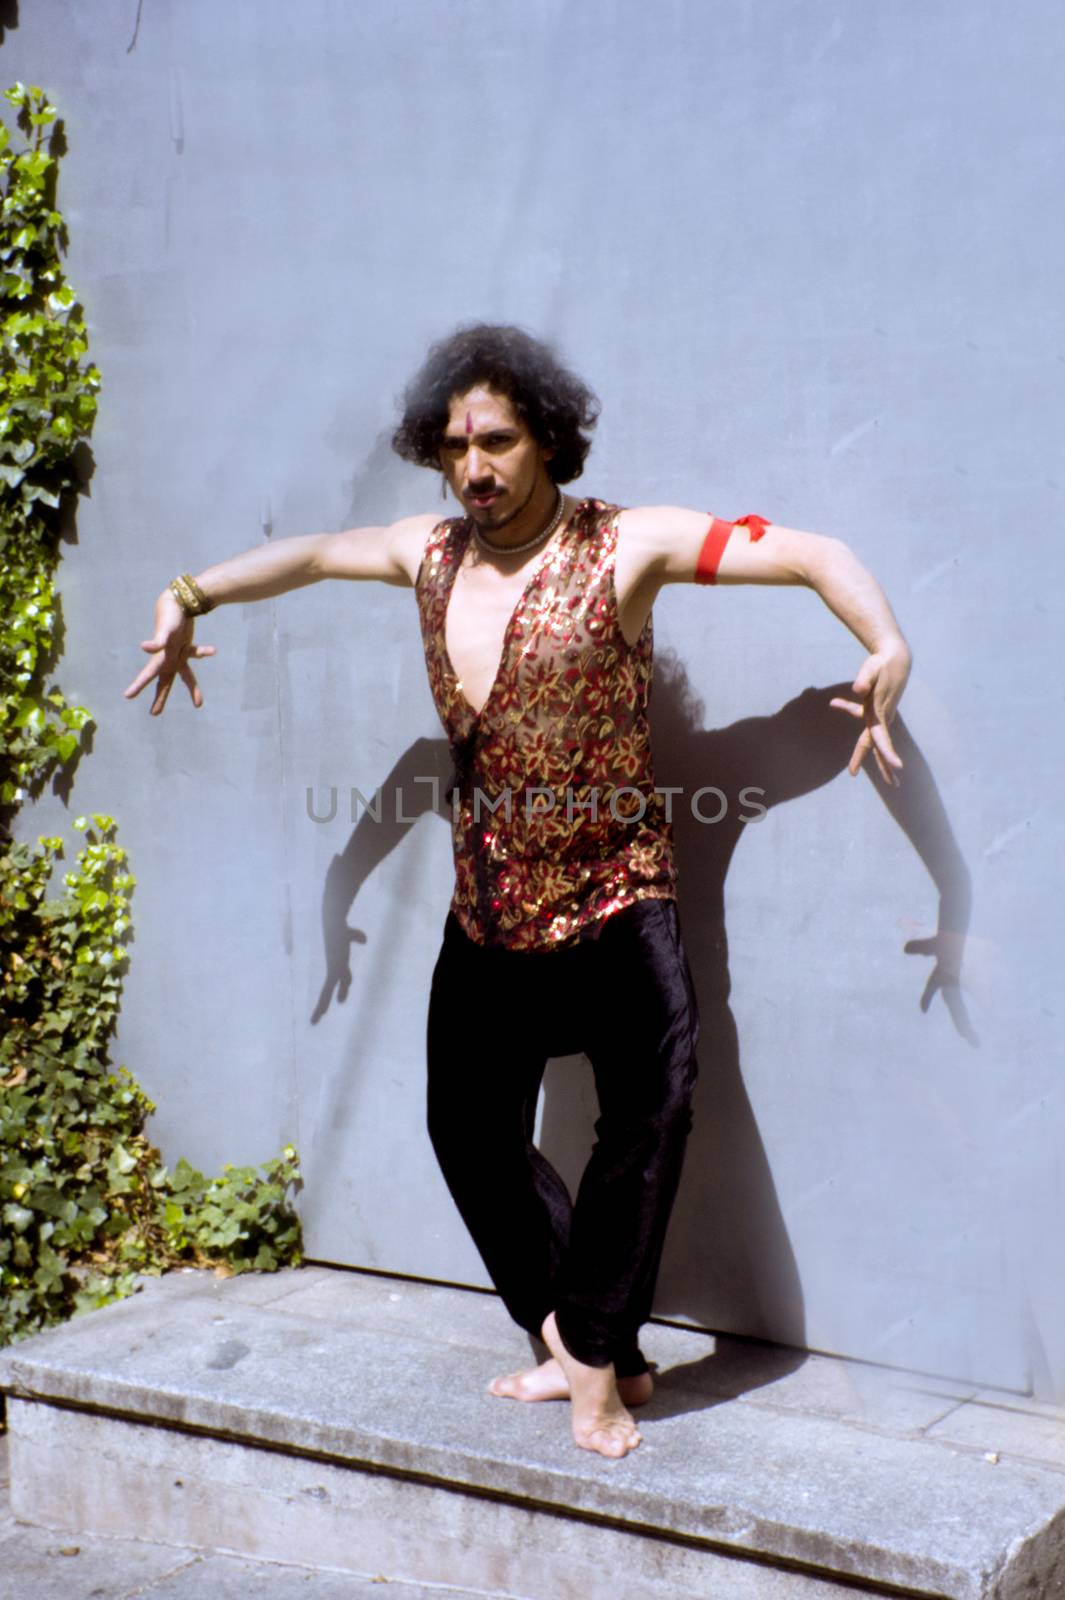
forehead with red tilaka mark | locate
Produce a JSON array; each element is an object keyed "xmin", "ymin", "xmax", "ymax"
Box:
[{"xmin": 465, "ymin": 410, "xmax": 473, "ymax": 434}]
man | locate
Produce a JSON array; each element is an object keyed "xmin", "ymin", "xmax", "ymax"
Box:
[{"xmin": 126, "ymin": 324, "xmax": 911, "ymax": 1459}]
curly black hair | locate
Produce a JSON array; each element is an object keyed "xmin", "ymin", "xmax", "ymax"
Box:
[{"xmin": 391, "ymin": 323, "xmax": 600, "ymax": 485}]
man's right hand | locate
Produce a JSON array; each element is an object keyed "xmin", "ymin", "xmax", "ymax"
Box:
[{"xmin": 123, "ymin": 589, "xmax": 217, "ymax": 715}]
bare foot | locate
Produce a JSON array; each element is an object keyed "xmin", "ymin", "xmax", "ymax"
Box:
[
  {"xmin": 488, "ymin": 1356, "xmax": 653, "ymax": 1407},
  {"xmin": 539, "ymin": 1311, "xmax": 642, "ymax": 1458}
]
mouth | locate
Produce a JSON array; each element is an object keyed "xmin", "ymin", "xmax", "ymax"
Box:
[{"xmin": 466, "ymin": 489, "xmax": 503, "ymax": 510}]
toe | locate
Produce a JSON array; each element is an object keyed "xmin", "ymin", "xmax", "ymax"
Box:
[{"xmin": 579, "ymin": 1421, "xmax": 641, "ymax": 1458}]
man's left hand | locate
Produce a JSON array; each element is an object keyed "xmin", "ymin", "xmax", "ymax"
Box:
[{"xmin": 830, "ymin": 645, "xmax": 912, "ymax": 785}]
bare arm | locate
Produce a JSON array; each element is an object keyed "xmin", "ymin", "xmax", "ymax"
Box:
[
  {"xmin": 618, "ymin": 505, "xmax": 912, "ymax": 783},
  {"xmin": 192, "ymin": 513, "xmax": 436, "ymax": 603},
  {"xmin": 124, "ymin": 513, "xmax": 436, "ymax": 715}
]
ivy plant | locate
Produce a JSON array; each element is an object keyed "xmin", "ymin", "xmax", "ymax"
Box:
[
  {"xmin": 1, "ymin": 86, "xmax": 302, "ymax": 1350},
  {"xmin": 0, "ymin": 84, "xmax": 97, "ymax": 815}
]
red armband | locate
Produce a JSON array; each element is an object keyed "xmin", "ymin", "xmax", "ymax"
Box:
[
  {"xmin": 694, "ymin": 514, "xmax": 772, "ymax": 584},
  {"xmin": 694, "ymin": 517, "xmax": 734, "ymax": 585}
]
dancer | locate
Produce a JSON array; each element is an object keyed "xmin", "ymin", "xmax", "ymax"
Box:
[{"xmin": 126, "ymin": 325, "xmax": 910, "ymax": 1457}]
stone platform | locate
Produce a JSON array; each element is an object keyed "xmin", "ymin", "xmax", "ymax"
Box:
[{"xmin": 2, "ymin": 1267, "xmax": 1065, "ymax": 1599}]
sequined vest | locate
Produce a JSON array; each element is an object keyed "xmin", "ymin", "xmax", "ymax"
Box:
[{"xmin": 415, "ymin": 497, "xmax": 677, "ymax": 950}]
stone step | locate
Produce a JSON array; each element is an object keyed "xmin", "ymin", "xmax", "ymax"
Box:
[
  {"xmin": 2, "ymin": 1267, "xmax": 1064, "ymax": 1600},
  {"xmin": 0, "ymin": 1456, "xmax": 516, "ymax": 1600}
]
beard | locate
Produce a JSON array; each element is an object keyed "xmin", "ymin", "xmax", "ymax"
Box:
[
  {"xmin": 465, "ymin": 476, "xmax": 538, "ymax": 531},
  {"xmin": 466, "ymin": 492, "xmax": 513, "ymax": 529}
]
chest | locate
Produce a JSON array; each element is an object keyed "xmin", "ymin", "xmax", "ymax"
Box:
[{"xmin": 444, "ymin": 556, "xmax": 543, "ymax": 719}]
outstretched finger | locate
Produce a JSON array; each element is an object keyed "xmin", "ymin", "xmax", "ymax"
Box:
[
  {"xmin": 177, "ymin": 659, "xmax": 206, "ymax": 708},
  {"xmin": 871, "ymin": 740, "xmax": 896, "ymax": 787},
  {"xmin": 848, "ymin": 725, "xmax": 873, "ymax": 776},
  {"xmin": 830, "ymin": 696, "xmax": 864, "ymax": 720},
  {"xmin": 178, "ymin": 643, "xmax": 216, "ymax": 697},
  {"xmin": 870, "ymin": 719, "xmax": 903, "ymax": 774},
  {"xmin": 126, "ymin": 643, "xmax": 179, "ymax": 699},
  {"xmin": 125, "ymin": 657, "xmax": 161, "ymax": 700},
  {"xmin": 150, "ymin": 670, "xmax": 177, "ymax": 717},
  {"xmin": 864, "ymin": 723, "xmax": 900, "ymax": 786}
]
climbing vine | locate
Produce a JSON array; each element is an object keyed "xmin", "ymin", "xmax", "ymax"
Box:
[
  {"xmin": 0, "ymin": 83, "xmax": 95, "ymax": 813},
  {"xmin": 0, "ymin": 85, "xmax": 302, "ymax": 1350}
]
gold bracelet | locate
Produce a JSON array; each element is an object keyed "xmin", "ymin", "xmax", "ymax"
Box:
[
  {"xmin": 182, "ymin": 573, "xmax": 215, "ymax": 613},
  {"xmin": 168, "ymin": 573, "xmax": 215, "ymax": 616}
]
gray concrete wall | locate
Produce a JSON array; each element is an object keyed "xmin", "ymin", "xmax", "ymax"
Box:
[{"xmin": 5, "ymin": 1, "xmax": 1062, "ymax": 1392}]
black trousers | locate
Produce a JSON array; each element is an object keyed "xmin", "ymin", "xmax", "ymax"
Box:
[{"xmin": 425, "ymin": 896, "xmax": 699, "ymax": 1378}]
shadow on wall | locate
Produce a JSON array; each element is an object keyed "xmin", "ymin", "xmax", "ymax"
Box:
[
  {"xmin": 0, "ymin": 1, "xmax": 19, "ymax": 46},
  {"xmin": 309, "ymin": 651, "xmax": 974, "ymax": 1359},
  {"xmin": 642, "ymin": 654, "xmax": 974, "ymax": 1354}
]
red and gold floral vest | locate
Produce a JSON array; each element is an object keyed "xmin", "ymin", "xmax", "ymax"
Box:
[{"xmin": 416, "ymin": 498, "xmax": 677, "ymax": 950}]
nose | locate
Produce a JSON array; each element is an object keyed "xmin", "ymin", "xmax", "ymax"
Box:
[{"xmin": 465, "ymin": 444, "xmax": 489, "ymax": 484}]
